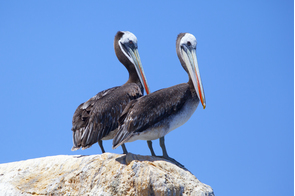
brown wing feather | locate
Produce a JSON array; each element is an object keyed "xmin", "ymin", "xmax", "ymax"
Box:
[
  {"xmin": 72, "ymin": 83, "xmax": 142, "ymax": 151},
  {"xmin": 113, "ymin": 83, "xmax": 191, "ymax": 149}
]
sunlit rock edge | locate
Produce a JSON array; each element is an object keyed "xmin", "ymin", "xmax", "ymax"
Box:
[{"xmin": 0, "ymin": 153, "xmax": 214, "ymax": 196}]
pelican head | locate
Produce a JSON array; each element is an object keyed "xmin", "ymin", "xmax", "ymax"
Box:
[
  {"xmin": 114, "ymin": 31, "xmax": 150, "ymax": 94},
  {"xmin": 176, "ymin": 33, "xmax": 206, "ymax": 109}
]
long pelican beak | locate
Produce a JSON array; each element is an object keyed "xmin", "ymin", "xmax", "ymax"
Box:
[
  {"xmin": 181, "ymin": 46, "xmax": 206, "ymax": 109},
  {"xmin": 127, "ymin": 47, "xmax": 150, "ymax": 95}
]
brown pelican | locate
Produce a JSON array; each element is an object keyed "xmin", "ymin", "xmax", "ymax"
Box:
[
  {"xmin": 112, "ymin": 33, "xmax": 206, "ymax": 160},
  {"xmin": 71, "ymin": 31, "xmax": 150, "ymax": 154}
]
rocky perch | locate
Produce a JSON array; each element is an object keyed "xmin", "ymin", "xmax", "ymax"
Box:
[{"xmin": 0, "ymin": 153, "xmax": 214, "ymax": 196}]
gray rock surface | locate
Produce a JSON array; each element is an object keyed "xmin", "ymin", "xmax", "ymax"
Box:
[{"xmin": 0, "ymin": 153, "xmax": 214, "ymax": 196}]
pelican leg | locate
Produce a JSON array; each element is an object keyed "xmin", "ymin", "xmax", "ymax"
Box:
[
  {"xmin": 121, "ymin": 144, "xmax": 128, "ymax": 154},
  {"xmin": 147, "ymin": 140, "xmax": 156, "ymax": 156},
  {"xmin": 159, "ymin": 137, "xmax": 169, "ymax": 158},
  {"xmin": 98, "ymin": 140, "xmax": 105, "ymax": 153},
  {"xmin": 159, "ymin": 137, "xmax": 185, "ymax": 168}
]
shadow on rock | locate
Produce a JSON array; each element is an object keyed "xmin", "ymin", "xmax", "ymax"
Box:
[{"xmin": 115, "ymin": 153, "xmax": 187, "ymax": 170}]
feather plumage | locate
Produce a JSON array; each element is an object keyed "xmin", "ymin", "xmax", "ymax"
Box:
[
  {"xmin": 72, "ymin": 83, "xmax": 142, "ymax": 151},
  {"xmin": 112, "ymin": 83, "xmax": 198, "ymax": 149}
]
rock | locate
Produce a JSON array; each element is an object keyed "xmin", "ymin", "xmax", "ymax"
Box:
[{"xmin": 0, "ymin": 153, "xmax": 214, "ymax": 196}]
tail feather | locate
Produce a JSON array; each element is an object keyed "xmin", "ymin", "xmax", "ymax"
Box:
[
  {"xmin": 72, "ymin": 126, "xmax": 98, "ymax": 151},
  {"xmin": 112, "ymin": 125, "xmax": 133, "ymax": 149},
  {"xmin": 113, "ymin": 99, "xmax": 138, "ymax": 149},
  {"xmin": 71, "ymin": 147, "xmax": 80, "ymax": 151},
  {"xmin": 71, "ymin": 129, "xmax": 82, "ymax": 151}
]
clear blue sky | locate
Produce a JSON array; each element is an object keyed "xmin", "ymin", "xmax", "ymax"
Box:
[{"xmin": 0, "ymin": 1, "xmax": 293, "ymax": 195}]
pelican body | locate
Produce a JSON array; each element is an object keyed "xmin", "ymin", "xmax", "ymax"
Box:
[
  {"xmin": 71, "ymin": 31, "xmax": 150, "ymax": 153},
  {"xmin": 113, "ymin": 33, "xmax": 206, "ymax": 158}
]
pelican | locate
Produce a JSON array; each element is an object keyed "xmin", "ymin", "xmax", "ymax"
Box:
[
  {"xmin": 112, "ymin": 33, "xmax": 206, "ymax": 161},
  {"xmin": 71, "ymin": 31, "xmax": 150, "ymax": 154}
]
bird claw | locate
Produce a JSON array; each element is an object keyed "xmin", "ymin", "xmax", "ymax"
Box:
[{"xmin": 156, "ymin": 155, "xmax": 185, "ymax": 169}]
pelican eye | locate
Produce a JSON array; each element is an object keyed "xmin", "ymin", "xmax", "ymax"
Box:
[
  {"xmin": 187, "ymin": 41, "xmax": 191, "ymax": 46},
  {"xmin": 129, "ymin": 40, "xmax": 133, "ymax": 45}
]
